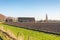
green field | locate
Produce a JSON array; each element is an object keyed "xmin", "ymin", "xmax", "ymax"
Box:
[{"xmin": 0, "ymin": 23, "xmax": 60, "ymax": 40}]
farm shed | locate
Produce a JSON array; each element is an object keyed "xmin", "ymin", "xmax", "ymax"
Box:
[
  {"xmin": 0, "ymin": 14, "xmax": 6, "ymax": 21},
  {"xmin": 5, "ymin": 17, "xmax": 13, "ymax": 22},
  {"xmin": 18, "ymin": 17, "xmax": 35, "ymax": 22}
]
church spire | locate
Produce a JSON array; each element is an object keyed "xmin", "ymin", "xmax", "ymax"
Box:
[{"xmin": 45, "ymin": 13, "xmax": 48, "ymax": 23}]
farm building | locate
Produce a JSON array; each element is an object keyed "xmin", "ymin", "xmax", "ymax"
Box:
[
  {"xmin": 5, "ymin": 17, "xmax": 13, "ymax": 22},
  {"xmin": 18, "ymin": 17, "xmax": 35, "ymax": 22},
  {"xmin": 0, "ymin": 14, "xmax": 6, "ymax": 21}
]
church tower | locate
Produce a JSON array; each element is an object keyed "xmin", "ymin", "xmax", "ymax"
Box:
[{"xmin": 45, "ymin": 14, "xmax": 48, "ymax": 23}]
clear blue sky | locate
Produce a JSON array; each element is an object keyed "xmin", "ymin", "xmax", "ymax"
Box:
[{"xmin": 0, "ymin": 0, "xmax": 60, "ymax": 20}]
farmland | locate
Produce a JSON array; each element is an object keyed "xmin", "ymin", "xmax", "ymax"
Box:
[{"xmin": 0, "ymin": 23, "xmax": 60, "ymax": 40}]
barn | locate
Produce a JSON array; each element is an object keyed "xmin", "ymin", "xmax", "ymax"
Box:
[
  {"xmin": 5, "ymin": 17, "xmax": 13, "ymax": 22},
  {"xmin": 18, "ymin": 17, "xmax": 35, "ymax": 22},
  {"xmin": 0, "ymin": 14, "xmax": 6, "ymax": 21}
]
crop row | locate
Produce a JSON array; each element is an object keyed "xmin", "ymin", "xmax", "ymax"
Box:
[{"xmin": 4, "ymin": 22, "xmax": 60, "ymax": 35}]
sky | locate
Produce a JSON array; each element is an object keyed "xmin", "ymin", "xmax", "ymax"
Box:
[{"xmin": 0, "ymin": 0, "xmax": 60, "ymax": 20}]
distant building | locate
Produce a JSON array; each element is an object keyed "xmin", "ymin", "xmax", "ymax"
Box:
[
  {"xmin": 5, "ymin": 17, "xmax": 13, "ymax": 22},
  {"xmin": 0, "ymin": 14, "xmax": 6, "ymax": 21},
  {"xmin": 18, "ymin": 17, "xmax": 35, "ymax": 22},
  {"xmin": 37, "ymin": 14, "xmax": 48, "ymax": 23},
  {"xmin": 44, "ymin": 14, "xmax": 48, "ymax": 23}
]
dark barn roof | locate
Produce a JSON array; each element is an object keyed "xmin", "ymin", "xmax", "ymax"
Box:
[{"xmin": 18, "ymin": 17, "xmax": 35, "ymax": 19}]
